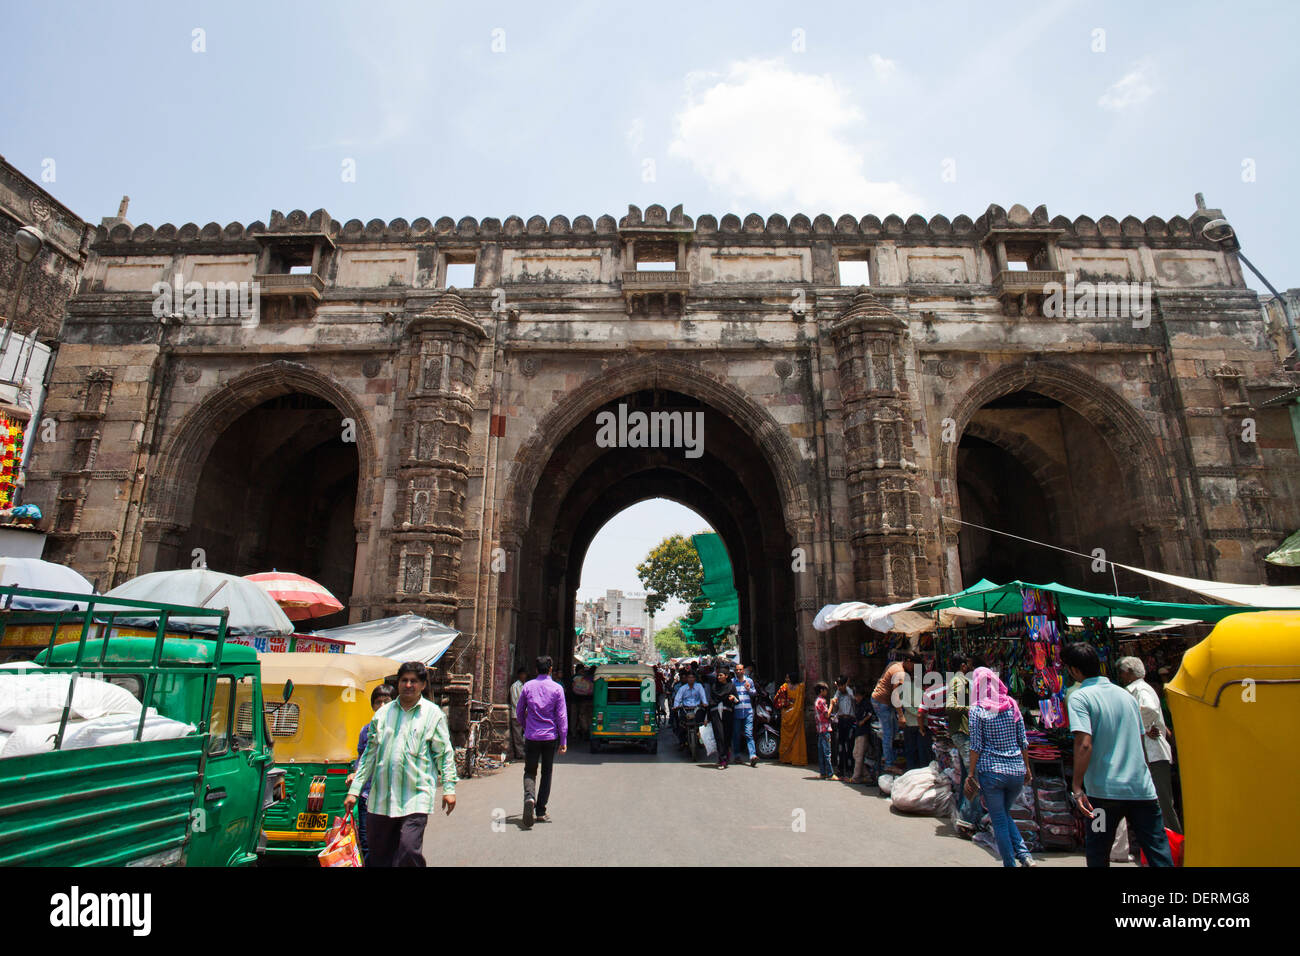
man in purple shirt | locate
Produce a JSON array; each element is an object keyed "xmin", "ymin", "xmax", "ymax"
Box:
[{"xmin": 516, "ymin": 654, "xmax": 568, "ymax": 829}]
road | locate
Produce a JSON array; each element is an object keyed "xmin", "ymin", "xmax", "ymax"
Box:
[{"xmin": 421, "ymin": 729, "xmax": 1091, "ymax": 866}]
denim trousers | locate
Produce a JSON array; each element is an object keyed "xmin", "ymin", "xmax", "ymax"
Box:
[
  {"xmin": 732, "ymin": 708, "xmax": 755, "ymax": 760},
  {"xmin": 833, "ymin": 715, "xmax": 855, "ymax": 775},
  {"xmin": 817, "ymin": 731, "xmax": 833, "ymax": 776},
  {"xmin": 1084, "ymin": 797, "xmax": 1173, "ymax": 867},
  {"xmin": 902, "ymin": 726, "xmax": 933, "ymax": 771},
  {"xmin": 872, "ymin": 700, "xmax": 898, "ymax": 767},
  {"xmin": 978, "ymin": 769, "xmax": 1030, "ymax": 866}
]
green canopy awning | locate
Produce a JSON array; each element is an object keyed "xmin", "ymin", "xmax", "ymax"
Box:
[
  {"xmin": 907, "ymin": 578, "xmax": 1268, "ymax": 624},
  {"xmin": 680, "ymin": 533, "xmax": 739, "ymax": 637},
  {"xmin": 1266, "ymin": 530, "xmax": 1300, "ymax": 567}
]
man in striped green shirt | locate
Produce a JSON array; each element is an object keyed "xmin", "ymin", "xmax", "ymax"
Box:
[{"xmin": 344, "ymin": 661, "xmax": 457, "ymax": 867}]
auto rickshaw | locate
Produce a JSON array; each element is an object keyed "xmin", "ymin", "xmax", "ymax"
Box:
[
  {"xmin": 590, "ymin": 663, "xmax": 659, "ymax": 753},
  {"xmin": 1165, "ymin": 610, "xmax": 1300, "ymax": 866},
  {"xmin": 248, "ymin": 652, "xmax": 400, "ymax": 855}
]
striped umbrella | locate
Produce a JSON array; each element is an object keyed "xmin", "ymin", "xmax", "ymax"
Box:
[{"xmin": 244, "ymin": 571, "xmax": 343, "ymax": 621}]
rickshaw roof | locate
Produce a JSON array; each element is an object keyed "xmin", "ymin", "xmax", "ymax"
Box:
[
  {"xmin": 256, "ymin": 652, "xmax": 401, "ymax": 687},
  {"xmin": 594, "ymin": 663, "xmax": 653, "ymax": 679}
]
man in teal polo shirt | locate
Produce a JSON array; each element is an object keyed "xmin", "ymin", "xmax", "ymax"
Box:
[{"xmin": 1062, "ymin": 642, "xmax": 1173, "ymax": 867}]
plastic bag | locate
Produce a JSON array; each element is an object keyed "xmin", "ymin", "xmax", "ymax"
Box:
[
  {"xmin": 1110, "ymin": 819, "xmax": 1131, "ymax": 862},
  {"xmin": 318, "ymin": 811, "xmax": 362, "ymax": 868},
  {"xmin": 878, "ymin": 774, "xmax": 895, "ymax": 795},
  {"xmin": 698, "ymin": 722, "xmax": 717, "ymax": 757},
  {"xmin": 890, "ymin": 766, "xmax": 953, "ymax": 816},
  {"xmin": 1138, "ymin": 828, "xmax": 1184, "ymax": 867}
]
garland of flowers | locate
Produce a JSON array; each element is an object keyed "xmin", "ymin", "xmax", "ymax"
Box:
[{"xmin": 0, "ymin": 414, "xmax": 24, "ymax": 508}]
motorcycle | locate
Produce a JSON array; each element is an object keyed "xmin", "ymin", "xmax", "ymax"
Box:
[
  {"xmin": 752, "ymin": 687, "xmax": 781, "ymax": 760},
  {"xmin": 677, "ymin": 705, "xmax": 706, "ymax": 761}
]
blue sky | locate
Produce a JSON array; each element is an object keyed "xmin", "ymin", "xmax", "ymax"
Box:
[{"xmin": 4, "ymin": 0, "xmax": 1296, "ymax": 618}]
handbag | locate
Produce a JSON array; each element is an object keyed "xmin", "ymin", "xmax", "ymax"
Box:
[{"xmin": 318, "ymin": 808, "xmax": 363, "ymax": 868}]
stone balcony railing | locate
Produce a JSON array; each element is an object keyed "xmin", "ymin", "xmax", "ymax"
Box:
[
  {"xmin": 621, "ymin": 270, "xmax": 690, "ymax": 292},
  {"xmin": 993, "ymin": 269, "xmax": 1065, "ymax": 296},
  {"xmin": 254, "ymin": 272, "xmax": 325, "ymax": 300}
]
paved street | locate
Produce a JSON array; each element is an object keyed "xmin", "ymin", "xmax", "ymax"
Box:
[{"xmin": 421, "ymin": 729, "xmax": 1091, "ymax": 866}]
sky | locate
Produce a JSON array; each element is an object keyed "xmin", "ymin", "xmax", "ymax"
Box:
[{"xmin": 3, "ymin": 1, "xmax": 1297, "ymax": 619}]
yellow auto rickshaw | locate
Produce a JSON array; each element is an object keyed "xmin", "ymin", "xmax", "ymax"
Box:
[
  {"xmin": 247, "ymin": 652, "xmax": 400, "ymax": 855},
  {"xmin": 1165, "ymin": 610, "xmax": 1300, "ymax": 866}
]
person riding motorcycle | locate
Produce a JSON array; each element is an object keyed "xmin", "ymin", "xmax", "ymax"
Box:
[{"xmin": 672, "ymin": 670, "xmax": 710, "ymax": 748}]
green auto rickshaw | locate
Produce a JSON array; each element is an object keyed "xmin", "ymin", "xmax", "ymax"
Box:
[{"xmin": 590, "ymin": 663, "xmax": 659, "ymax": 753}]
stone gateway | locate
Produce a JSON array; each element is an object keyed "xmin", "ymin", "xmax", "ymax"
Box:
[{"xmin": 26, "ymin": 201, "xmax": 1300, "ymax": 704}]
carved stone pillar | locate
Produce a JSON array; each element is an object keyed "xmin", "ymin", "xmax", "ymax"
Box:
[
  {"xmin": 390, "ymin": 292, "xmax": 486, "ymax": 628},
  {"xmin": 830, "ymin": 290, "xmax": 929, "ymax": 602}
]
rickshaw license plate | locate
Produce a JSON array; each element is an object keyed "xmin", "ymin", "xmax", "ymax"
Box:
[{"xmin": 296, "ymin": 812, "xmax": 328, "ymax": 831}]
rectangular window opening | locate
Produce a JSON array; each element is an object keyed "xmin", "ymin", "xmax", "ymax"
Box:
[
  {"xmin": 838, "ymin": 256, "xmax": 872, "ymax": 286},
  {"xmin": 444, "ymin": 260, "xmax": 476, "ymax": 288}
]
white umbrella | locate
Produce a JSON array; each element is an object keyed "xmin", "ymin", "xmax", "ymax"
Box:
[
  {"xmin": 103, "ymin": 569, "xmax": 293, "ymax": 639},
  {"xmin": 0, "ymin": 557, "xmax": 95, "ymax": 611}
]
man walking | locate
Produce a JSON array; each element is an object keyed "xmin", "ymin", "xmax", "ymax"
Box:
[
  {"xmin": 1062, "ymin": 643, "xmax": 1174, "ymax": 867},
  {"xmin": 344, "ymin": 662, "xmax": 456, "ymax": 867},
  {"xmin": 508, "ymin": 667, "xmax": 528, "ymax": 762},
  {"xmin": 829, "ymin": 675, "xmax": 856, "ymax": 779},
  {"xmin": 516, "ymin": 655, "xmax": 567, "ymax": 828},
  {"xmin": 731, "ymin": 662, "xmax": 758, "ymax": 767},
  {"xmin": 1116, "ymin": 656, "xmax": 1181, "ymax": 834}
]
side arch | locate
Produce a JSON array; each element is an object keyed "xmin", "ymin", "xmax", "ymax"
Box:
[
  {"xmin": 938, "ymin": 362, "xmax": 1179, "ymax": 532},
  {"xmin": 146, "ymin": 360, "xmax": 379, "ymax": 532}
]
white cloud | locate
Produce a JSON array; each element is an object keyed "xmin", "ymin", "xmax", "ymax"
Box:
[
  {"xmin": 668, "ymin": 58, "xmax": 920, "ymax": 214},
  {"xmin": 868, "ymin": 53, "xmax": 898, "ymax": 81},
  {"xmin": 1098, "ymin": 64, "xmax": 1155, "ymax": 111},
  {"xmin": 626, "ymin": 117, "xmax": 645, "ymax": 152}
]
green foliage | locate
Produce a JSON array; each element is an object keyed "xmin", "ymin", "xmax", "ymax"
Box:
[
  {"xmin": 636, "ymin": 534, "xmax": 705, "ymax": 617},
  {"xmin": 653, "ymin": 622, "xmax": 689, "ymax": 660}
]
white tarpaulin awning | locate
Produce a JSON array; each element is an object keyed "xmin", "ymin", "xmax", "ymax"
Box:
[
  {"xmin": 310, "ymin": 614, "xmax": 459, "ymax": 665},
  {"xmin": 814, "ymin": 596, "xmax": 964, "ymax": 635},
  {"xmin": 1117, "ymin": 564, "xmax": 1300, "ymax": 608}
]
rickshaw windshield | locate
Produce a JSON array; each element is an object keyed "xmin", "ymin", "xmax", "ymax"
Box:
[{"xmin": 606, "ymin": 682, "xmax": 642, "ymax": 705}]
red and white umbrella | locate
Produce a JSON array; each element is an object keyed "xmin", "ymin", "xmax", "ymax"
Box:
[{"xmin": 244, "ymin": 571, "xmax": 343, "ymax": 622}]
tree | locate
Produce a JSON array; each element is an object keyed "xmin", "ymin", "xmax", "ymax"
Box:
[
  {"xmin": 653, "ymin": 622, "xmax": 689, "ymax": 660},
  {"xmin": 636, "ymin": 533, "xmax": 705, "ymax": 617}
]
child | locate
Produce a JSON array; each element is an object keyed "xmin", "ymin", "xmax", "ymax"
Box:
[{"xmin": 814, "ymin": 682, "xmax": 833, "ymax": 779}]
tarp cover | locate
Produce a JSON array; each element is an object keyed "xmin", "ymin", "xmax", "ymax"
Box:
[
  {"xmin": 681, "ymin": 533, "xmax": 739, "ymax": 638},
  {"xmin": 1118, "ymin": 563, "xmax": 1300, "ymax": 606},
  {"xmin": 1265, "ymin": 530, "xmax": 1300, "ymax": 568},
  {"xmin": 310, "ymin": 614, "xmax": 458, "ymax": 665},
  {"xmin": 907, "ymin": 578, "xmax": 1284, "ymax": 623}
]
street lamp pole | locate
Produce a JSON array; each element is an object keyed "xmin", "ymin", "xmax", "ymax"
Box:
[{"xmin": 1202, "ymin": 218, "xmax": 1300, "ymax": 363}]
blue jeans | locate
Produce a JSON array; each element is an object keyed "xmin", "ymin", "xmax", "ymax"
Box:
[
  {"xmin": 979, "ymin": 770, "xmax": 1030, "ymax": 866},
  {"xmin": 817, "ymin": 731, "xmax": 833, "ymax": 776},
  {"xmin": 1084, "ymin": 797, "xmax": 1173, "ymax": 868},
  {"xmin": 872, "ymin": 700, "xmax": 898, "ymax": 767},
  {"xmin": 732, "ymin": 708, "xmax": 755, "ymax": 760}
]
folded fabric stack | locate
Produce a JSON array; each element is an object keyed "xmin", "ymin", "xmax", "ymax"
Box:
[
  {"xmin": 1033, "ymin": 775, "xmax": 1078, "ymax": 849},
  {"xmin": 1025, "ymin": 728, "xmax": 1061, "ymax": 761}
]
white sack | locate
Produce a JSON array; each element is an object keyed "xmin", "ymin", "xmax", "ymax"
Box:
[
  {"xmin": 877, "ymin": 774, "xmax": 896, "ymax": 795},
  {"xmin": 890, "ymin": 764, "xmax": 955, "ymax": 816},
  {"xmin": 0, "ymin": 674, "xmax": 141, "ymax": 731},
  {"xmin": 0, "ymin": 709, "xmax": 195, "ymax": 758}
]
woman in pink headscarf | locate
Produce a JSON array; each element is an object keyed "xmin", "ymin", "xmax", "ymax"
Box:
[{"xmin": 966, "ymin": 667, "xmax": 1036, "ymax": 867}]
